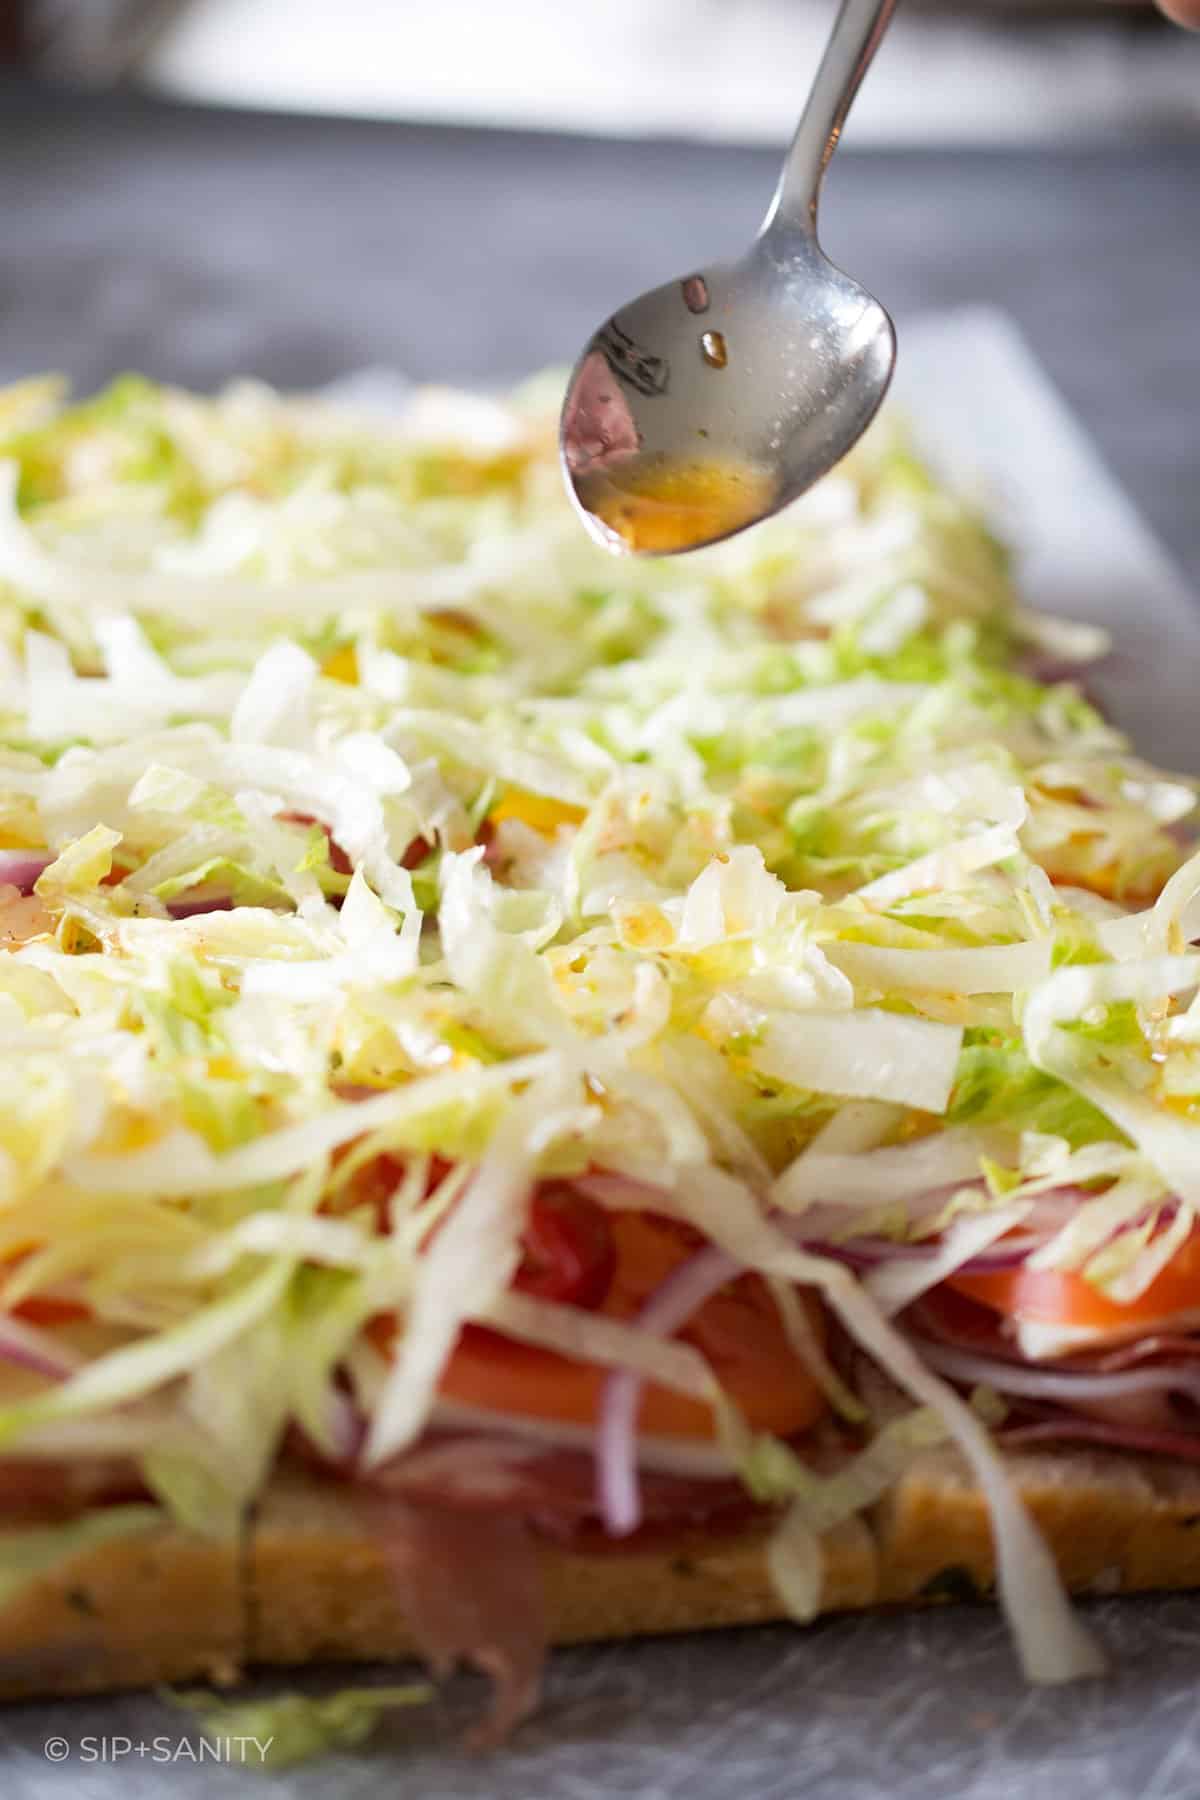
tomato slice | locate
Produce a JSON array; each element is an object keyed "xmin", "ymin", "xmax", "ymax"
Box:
[
  {"xmin": 433, "ymin": 1209, "xmax": 826, "ymax": 1441},
  {"xmin": 0, "ymin": 1248, "xmax": 91, "ymax": 1327},
  {"xmin": 326, "ymin": 1150, "xmax": 454, "ymax": 1233},
  {"xmin": 510, "ymin": 1184, "xmax": 616, "ymax": 1309},
  {"xmin": 400, "ymin": 835, "xmax": 432, "ymax": 872},
  {"xmin": 950, "ymin": 1229, "xmax": 1200, "ymax": 1337},
  {"xmin": 11, "ymin": 1296, "xmax": 90, "ymax": 1327}
]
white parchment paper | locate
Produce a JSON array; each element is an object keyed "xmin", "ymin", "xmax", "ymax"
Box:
[{"xmin": 896, "ymin": 308, "xmax": 1200, "ymax": 774}]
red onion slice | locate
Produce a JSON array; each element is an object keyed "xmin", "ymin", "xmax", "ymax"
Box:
[
  {"xmin": 0, "ymin": 1317, "xmax": 81, "ymax": 1381},
  {"xmin": 571, "ymin": 1171, "xmax": 673, "ymax": 1209},
  {"xmin": 793, "ymin": 1235, "xmax": 1031, "ymax": 1276},
  {"xmin": 595, "ymin": 1243, "xmax": 735, "ymax": 1536},
  {"xmin": 1092, "ymin": 1334, "xmax": 1200, "ymax": 1371},
  {"xmin": 0, "ymin": 850, "xmax": 51, "ymax": 894},
  {"xmin": 165, "ymin": 895, "xmax": 238, "ymax": 919},
  {"xmin": 911, "ymin": 1335, "xmax": 1200, "ymax": 1409},
  {"xmin": 1002, "ymin": 1418, "xmax": 1200, "ymax": 1463}
]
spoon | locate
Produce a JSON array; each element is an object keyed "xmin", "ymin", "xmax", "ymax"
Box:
[{"xmin": 560, "ymin": 0, "xmax": 898, "ymax": 557}]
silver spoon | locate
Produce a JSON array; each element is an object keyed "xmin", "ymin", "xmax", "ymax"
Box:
[{"xmin": 560, "ymin": 0, "xmax": 898, "ymax": 558}]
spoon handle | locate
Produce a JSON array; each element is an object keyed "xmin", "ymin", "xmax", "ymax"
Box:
[{"xmin": 762, "ymin": 0, "xmax": 897, "ymax": 239}]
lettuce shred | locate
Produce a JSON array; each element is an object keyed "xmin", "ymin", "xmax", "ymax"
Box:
[{"xmin": 168, "ymin": 1683, "xmax": 432, "ymax": 1768}]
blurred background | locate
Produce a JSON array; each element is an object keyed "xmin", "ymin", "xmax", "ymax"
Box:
[
  {"xmin": 4, "ymin": 0, "xmax": 1200, "ymax": 143},
  {"xmin": 2, "ymin": 0, "xmax": 1198, "ymax": 582}
]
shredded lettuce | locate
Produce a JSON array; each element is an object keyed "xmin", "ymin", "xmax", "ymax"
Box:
[
  {"xmin": 760, "ymin": 1406, "xmax": 949, "ymax": 1621},
  {"xmin": 948, "ymin": 1031, "xmax": 1123, "ymax": 1149},
  {"xmin": 1024, "ymin": 957, "xmax": 1200, "ymax": 1207},
  {"xmin": 168, "ymin": 1683, "xmax": 432, "ymax": 1768},
  {"xmin": 0, "ymin": 369, "xmax": 1192, "ymax": 1699}
]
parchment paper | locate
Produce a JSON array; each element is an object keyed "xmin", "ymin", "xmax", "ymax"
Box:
[{"xmin": 1, "ymin": 308, "xmax": 1198, "ymax": 1800}]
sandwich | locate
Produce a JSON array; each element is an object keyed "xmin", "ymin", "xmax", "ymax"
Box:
[{"xmin": 0, "ymin": 369, "xmax": 1196, "ymax": 1745}]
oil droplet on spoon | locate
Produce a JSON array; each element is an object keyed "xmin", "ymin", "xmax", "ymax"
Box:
[
  {"xmin": 700, "ymin": 330, "xmax": 728, "ymax": 369},
  {"xmin": 681, "ymin": 275, "xmax": 710, "ymax": 314}
]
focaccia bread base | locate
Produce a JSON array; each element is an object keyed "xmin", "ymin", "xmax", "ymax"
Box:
[
  {"xmin": 0, "ymin": 1518, "xmax": 244, "ymax": 1700},
  {"xmin": 3, "ymin": 1446, "xmax": 1200, "ymax": 1699}
]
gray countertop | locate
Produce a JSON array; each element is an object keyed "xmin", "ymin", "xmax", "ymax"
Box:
[{"xmin": 2, "ymin": 81, "xmax": 1200, "ymax": 1799}]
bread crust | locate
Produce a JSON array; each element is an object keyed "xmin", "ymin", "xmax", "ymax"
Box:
[
  {"xmin": 4, "ymin": 1446, "xmax": 1200, "ymax": 1697},
  {"xmin": 0, "ymin": 1516, "xmax": 244, "ymax": 1701},
  {"xmin": 245, "ymin": 1474, "xmax": 877, "ymax": 1667},
  {"xmin": 873, "ymin": 1445, "xmax": 1200, "ymax": 1602}
]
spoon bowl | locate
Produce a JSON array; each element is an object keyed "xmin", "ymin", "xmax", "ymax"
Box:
[{"xmin": 561, "ymin": 0, "xmax": 898, "ymax": 557}]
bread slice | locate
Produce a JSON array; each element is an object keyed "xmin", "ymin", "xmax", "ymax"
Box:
[
  {"xmin": 873, "ymin": 1445, "xmax": 1200, "ymax": 1602},
  {"xmin": 4, "ymin": 1445, "xmax": 1200, "ymax": 1698},
  {"xmin": 245, "ymin": 1472, "xmax": 878, "ymax": 1667},
  {"xmin": 0, "ymin": 1516, "xmax": 244, "ymax": 1700},
  {"xmin": 247, "ymin": 1448, "xmax": 1200, "ymax": 1672}
]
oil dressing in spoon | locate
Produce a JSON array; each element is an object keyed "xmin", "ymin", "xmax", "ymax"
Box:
[{"xmin": 575, "ymin": 455, "xmax": 777, "ymax": 554}]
